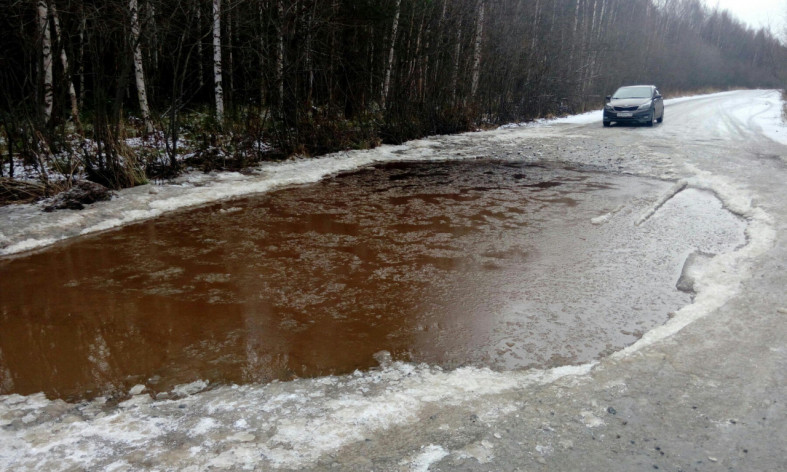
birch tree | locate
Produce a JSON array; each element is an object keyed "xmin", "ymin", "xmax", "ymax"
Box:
[
  {"xmin": 213, "ymin": 0, "xmax": 225, "ymax": 124},
  {"xmin": 38, "ymin": 0, "xmax": 53, "ymax": 125},
  {"xmin": 381, "ymin": 0, "xmax": 401, "ymax": 110},
  {"xmin": 50, "ymin": 1, "xmax": 81, "ymax": 132},
  {"xmin": 129, "ymin": 0, "xmax": 154, "ymax": 134},
  {"xmin": 470, "ymin": 0, "xmax": 485, "ymax": 99}
]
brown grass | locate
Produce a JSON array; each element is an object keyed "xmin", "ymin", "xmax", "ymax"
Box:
[
  {"xmin": 0, "ymin": 178, "xmax": 52, "ymax": 205},
  {"xmin": 782, "ymin": 89, "xmax": 787, "ymax": 122}
]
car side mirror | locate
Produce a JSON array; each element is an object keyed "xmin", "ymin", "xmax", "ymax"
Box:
[
  {"xmin": 655, "ymin": 94, "xmax": 662, "ymax": 100},
  {"xmin": 605, "ymin": 95, "xmax": 611, "ymax": 103}
]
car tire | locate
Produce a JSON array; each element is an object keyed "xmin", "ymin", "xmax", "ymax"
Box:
[
  {"xmin": 646, "ymin": 113, "xmax": 654, "ymax": 127},
  {"xmin": 603, "ymin": 122, "xmax": 611, "ymax": 127},
  {"xmin": 657, "ymin": 112, "xmax": 663, "ymax": 123}
]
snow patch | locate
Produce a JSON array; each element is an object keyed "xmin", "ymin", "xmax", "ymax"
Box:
[
  {"xmin": 636, "ymin": 180, "xmax": 688, "ymax": 226},
  {"xmin": 401, "ymin": 444, "xmax": 449, "ymax": 472},
  {"xmin": 0, "ymin": 363, "xmax": 594, "ymax": 470}
]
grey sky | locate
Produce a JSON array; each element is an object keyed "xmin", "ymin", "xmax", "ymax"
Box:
[{"xmin": 704, "ymin": 0, "xmax": 786, "ymax": 34}]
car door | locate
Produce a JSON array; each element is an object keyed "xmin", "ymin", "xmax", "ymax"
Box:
[{"xmin": 654, "ymin": 88, "xmax": 664, "ymax": 117}]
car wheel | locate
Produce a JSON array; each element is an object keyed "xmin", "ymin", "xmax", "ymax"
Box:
[
  {"xmin": 603, "ymin": 122, "xmax": 611, "ymax": 127},
  {"xmin": 657, "ymin": 111, "xmax": 663, "ymax": 123},
  {"xmin": 646, "ymin": 112, "xmax": 654, "ymax": 127}
]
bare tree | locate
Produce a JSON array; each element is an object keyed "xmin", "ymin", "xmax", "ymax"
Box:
[
  {"xmin": 213, "ymin": 0, "xmax": 225, "ymax": 124},
  {"xmin": 470, "ymin": 0, "xmax": 485, "ymax": 99},
  {"xmin": 129, "ymin": 0, "xmax": 154, "ymax": 135},
  {"xmin": 381, "ymin": 0, "xmax": 401, "ymax": 110},
  {"xmin": 275, "ymin": 0, "xmax": 284, "ymax": 118},
  {"xmin": 37, "ymin": 0, "xmax": 53, "ymax": 125},
  {"xmin": 50, "ymin": 1, "xmax": 81, "ymax": 132}
]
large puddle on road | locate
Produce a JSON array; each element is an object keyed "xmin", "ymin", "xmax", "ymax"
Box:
[{"xmin": 0, "ymin": 160, "xmax": 746, "ymax": 401}]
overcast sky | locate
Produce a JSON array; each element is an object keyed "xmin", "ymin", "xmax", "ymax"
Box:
[{"xmin": 704, "ymin": 0, "xmax": 786, "ymax": 35}]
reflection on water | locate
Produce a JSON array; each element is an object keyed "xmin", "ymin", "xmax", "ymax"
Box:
[{"xmin": 0, "ymin": 161, "xmax": 746, "ymax": 401}]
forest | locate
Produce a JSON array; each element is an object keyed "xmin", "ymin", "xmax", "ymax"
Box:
[{"xmin": 1, "ymin": 0, "xmax": 786, "ymax": 198}]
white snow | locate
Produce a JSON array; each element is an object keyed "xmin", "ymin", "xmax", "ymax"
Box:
[
  {"xmin": 0, "ymin": 362, "xmax": 595, "ymax": 470},
  {"xmin": 403, "ymin": 444, "xmax": 450, "ymax": 472},
  {"xmin": 747, "ymin": 90, "xmax": 787, "ymax": 146}
]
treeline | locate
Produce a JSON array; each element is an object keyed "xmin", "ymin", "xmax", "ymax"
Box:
[{"xmin": 1, "ymin": 0, "xmax": 786, "ymax": 192}]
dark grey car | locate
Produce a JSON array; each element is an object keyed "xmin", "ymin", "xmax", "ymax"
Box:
[{"xmin": 603, "ymin": 85, "xmax": 664, "ymax": 127}]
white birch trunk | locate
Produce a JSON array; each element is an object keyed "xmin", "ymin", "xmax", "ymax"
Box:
[
  {"xmin": 129, "ymin": 0, "xmax": 154, "ymax": 134},
  {"xmin": 50, "ymin": 1, "xmax": 81, "ymax": 131},
  {"xmin": 470, "ymin": 0, "xmax": 485, "ymax": 99},
  {"xmin": 381, "ymin": 0, "xmax": 401, "ymax": 110},
  {"xmin": 38, "ymin": 0, "xmax": 53, "ymax": 124},
  {"xmin": 213, "ymin": 0, "xmax": 225, "ymax": 123}
]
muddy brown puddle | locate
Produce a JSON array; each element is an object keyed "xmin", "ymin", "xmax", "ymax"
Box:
[{"xmin": 0, "ymin": 160, "xmax": 746, "ymax": 401}]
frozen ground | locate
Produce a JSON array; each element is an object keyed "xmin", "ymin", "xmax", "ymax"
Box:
[{"xmin": 1, "ymin": 90, "xmax": 786, "ymax": 470}]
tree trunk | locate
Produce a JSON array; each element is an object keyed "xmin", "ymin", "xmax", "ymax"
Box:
[
  {"xmin": 264, "ymin": 0, "xmax": 267, "ymax": 111},
  {"xmin": 50, "ymin": 1, "xmax": 82, "ymax": 133},
  {"xmin": 451, "ymin": 28, "xmax": 462, "ymax": 103},
  {"xmin": 78, "ymin": 11, "xmax": 86, "ymax": 110},
  {"xmin": 381, "ymin": 0, "xmax": 401, "ymax": 110},
  {"xmin": 38, "ymin": 0, "xmax": 53, "ymax": 125},
  {"xmin": 213, "ymin": 0, "xmax": 225, "ymax": 124},
  {"xmin": 304, "ymin": 1, "xmax": 314, "ymax": 109},
  {"xmin": 197, "ymin": 3, "xmax": 204, "ymax": 89},
  {"xmin": 471, "ymin": 0, "xmax": 485, "ymax": 99},
  {"xmin": 226, "ymin": 3, "xmax": 234, "ymax": 109},
  {"xmin": 329, "ymin": 0, "xmax": 338, "ymax": 105},
  {"xmin": 129, "ymin": 0, "xmax": 154, "ymax": 134},
  {"xmin": 275, "ymin": 0, "xmax": 284, "ymax": 118}
]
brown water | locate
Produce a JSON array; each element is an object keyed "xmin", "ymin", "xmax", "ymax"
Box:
[{"xmin": 0, "ymin": 161, "xmax": 746, "ymax": 401}]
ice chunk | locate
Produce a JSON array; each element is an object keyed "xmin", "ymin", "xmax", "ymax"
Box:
[
  {"xmin": 172, "ymin": 379, "xmax": 209, "ymax": 397},
  {"xmin": 676, "ymin": 251, "xmax": 714, "ymax": 293}
]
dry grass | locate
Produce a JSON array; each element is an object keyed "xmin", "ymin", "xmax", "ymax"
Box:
[
  {"xmin": 782, "ymin": 89, "xmax": 787, "ymax": 122},
  {"xmin": 0, "ymin": 178, "xmax": 51, "ymax": 205}
]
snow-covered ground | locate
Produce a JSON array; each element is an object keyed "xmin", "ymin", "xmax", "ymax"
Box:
[{"xmin": 0, "ymin": 90, "xmax": 785, "ymax": 471}]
